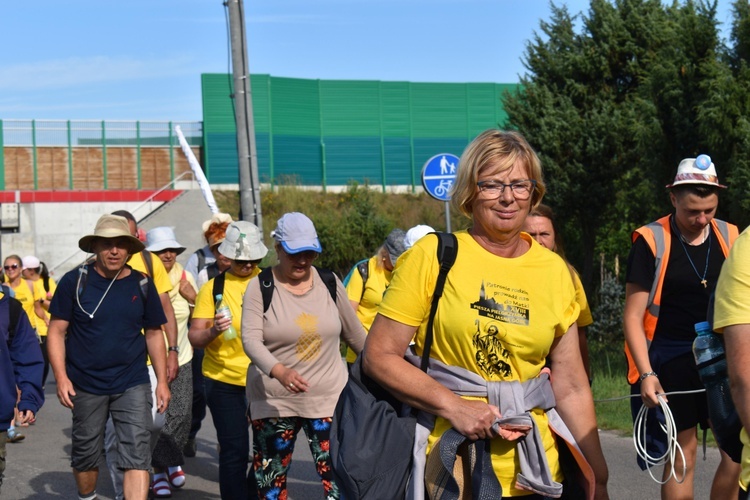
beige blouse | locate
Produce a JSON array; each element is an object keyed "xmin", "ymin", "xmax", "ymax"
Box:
[{"xmin": 241, "ymin": 270, "xmax": 366, "ymax": 419}]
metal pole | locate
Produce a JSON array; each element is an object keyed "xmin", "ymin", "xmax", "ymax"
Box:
[
  {"xmin": 227, "ymin": 0, "xmax": 263, "ymax": 233},
  {"xmin": 444, "ymin": 201, "xmax": 451, "ymax": 233}
]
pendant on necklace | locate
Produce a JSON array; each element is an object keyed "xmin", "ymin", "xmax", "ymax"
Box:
[{"xmin": 701, "ymin": 279, "xmax": 708, "ymax": 288}]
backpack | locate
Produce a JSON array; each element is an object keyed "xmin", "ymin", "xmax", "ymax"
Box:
[
  {"xmin": 2, "ymin": 287, "xmax": 22, "ymax": 346},
  {"xmin": 342, "ymin": 259, "xmax": 370, "ymax": 302},
  {"xmin": 257, "ymin": 266, "xmax": 337, "ymax": 312},
  {"xmin": 330, "ymin": 232, "xmax": 458, "ymax": 500},
  {"xmin": 77, "ymin": 264, "xmax": 150, "ymax": 304}
]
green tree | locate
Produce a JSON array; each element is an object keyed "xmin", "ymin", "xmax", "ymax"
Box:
[{"xmin": 503, "ymin": 0, "xmax": 727, "ymax": 291}]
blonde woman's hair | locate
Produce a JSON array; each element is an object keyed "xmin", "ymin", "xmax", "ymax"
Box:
[{"xmin": 450, "ymin": 129, "xmax": 546, "ymax": 218}]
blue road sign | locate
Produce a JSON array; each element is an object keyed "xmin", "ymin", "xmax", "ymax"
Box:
[{"xmin": 422, "ymin": 153, "xmax": 459, "ymax": 202}]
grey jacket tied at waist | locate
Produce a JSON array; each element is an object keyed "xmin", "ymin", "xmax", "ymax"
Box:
[{"xmin": 404, "ymin": 348, "xmax": 584, "ymax": 499}]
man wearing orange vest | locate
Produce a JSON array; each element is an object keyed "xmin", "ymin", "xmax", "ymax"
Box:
[{"xmin": 624, "ymin": 155, "xmax": 740, "ymax": 498}]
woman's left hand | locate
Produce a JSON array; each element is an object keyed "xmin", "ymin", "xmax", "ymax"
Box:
[{"xmin": 270, "ymin": 363, "xmax": 310, "ymax": 393}]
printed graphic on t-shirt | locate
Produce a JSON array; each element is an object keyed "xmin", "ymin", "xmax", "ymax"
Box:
[
  {"xmin": 473, "ymin": 320, "xmax": 512, "ymax": 378},
  {"xmin": 468, "ymin": 279, "xmax": 530, "ymax": 378},
  {"xmin": 471, "ymin": 280, "xmax": 530, "ymax": 325},
  {"xmin": 295, "ymin": 313, "xmax": 322, "ymax": 361}
]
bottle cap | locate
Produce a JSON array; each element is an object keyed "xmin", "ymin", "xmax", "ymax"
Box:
[{"xmin": 695, "ymin": 321, "xmax": 712, "ymax": 334}]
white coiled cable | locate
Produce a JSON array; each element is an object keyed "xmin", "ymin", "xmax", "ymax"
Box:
[{"xmin": 596, "ymin": 388, "xmax": 707, "ymax": 485}]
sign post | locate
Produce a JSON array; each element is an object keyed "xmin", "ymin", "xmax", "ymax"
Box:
[{"xmin": 421, "ymin": 153, "xmax": 459, "ymax": 232}]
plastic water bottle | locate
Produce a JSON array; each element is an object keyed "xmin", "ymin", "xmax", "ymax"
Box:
[
  {"xmin": 214, "ymin": 294, "xmax": 238, "ymax": 341},
  {"xmin": 692, "ymin": 321, "xmax": 742, "ymax": 459}
]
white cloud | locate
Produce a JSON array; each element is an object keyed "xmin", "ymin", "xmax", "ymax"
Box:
[{"xmin": 0, "ymin": 55, "xmax": 196, "ymax": 91}]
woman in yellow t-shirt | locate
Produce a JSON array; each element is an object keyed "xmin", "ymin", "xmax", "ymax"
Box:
[
  {"xmin": 522, "ymin": 204, "xmax": 594, "ymax": 381},
  {"xmin": 188, "ymin": 221, "xmax": 267, "ymax": 500},
  {"xmin": 364, "ymin": 130, "xmax": 609, "ymax": 499},
  {"xmin": 344, "ymin": 228, "xmax": 406, "ymax": 362},
  {"xmin": 21, "ymin": 256, "xmax": 57, "ymax": 388}
]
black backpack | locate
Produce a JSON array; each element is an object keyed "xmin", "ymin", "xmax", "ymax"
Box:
[
  {"xmin": 210, "ymin": 266, "xmax": 337, "ymax": 313},
  {"xmin": 331, "ymin": 232, "xmax": 458, "ymax": 500}
]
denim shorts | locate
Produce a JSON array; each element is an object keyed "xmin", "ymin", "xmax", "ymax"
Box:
[{"xmin": 70, "ymin": 383, "xmax": 152, "ymax": 472}]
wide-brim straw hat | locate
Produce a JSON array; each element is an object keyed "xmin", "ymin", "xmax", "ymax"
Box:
[
  {"xmin": 78, "ymin": 214, "xmax": 145, "ymax": 254},
  {"xmin": 218, "ymin": 220, "xmax": 268, "ymax": 261}
]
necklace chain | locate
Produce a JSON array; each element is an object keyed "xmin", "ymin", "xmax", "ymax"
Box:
[{"xmin": 672, "ymin": 218, "xmax": 711, "ymax": 288}]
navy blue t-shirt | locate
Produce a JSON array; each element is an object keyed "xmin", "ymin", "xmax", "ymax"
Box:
[{"xmin": 49, "ymin": 265, "xmax": 167, "ymax": 395}]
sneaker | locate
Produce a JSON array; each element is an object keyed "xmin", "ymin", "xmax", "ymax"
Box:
[
  {"xmin": 183, "ymin": 438, "xmax": 196, "ymax": 458},
  {"xmin": 7, "ymin": 428, "xmax": 25, "ymax": 443}
]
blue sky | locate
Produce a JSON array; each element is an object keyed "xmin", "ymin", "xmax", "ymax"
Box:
[{"xmin": 0, "ymin": 0, "xmax": 735, "ymax": 122}]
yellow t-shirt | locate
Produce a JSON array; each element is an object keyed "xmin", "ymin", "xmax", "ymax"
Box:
[
  {"xmin": 167, "ymin": 262, "xmax": 196, "ymax": 367},
  {"xmin": 713, "ymin": 227, "xmax": 750, "ymax": 490},
  {"xmin": 9, "ymin": 279, "xmax": 37, "ymax": 331},
  {"xmin": 193, "ymin": 268, "xmax": 261, "ymax": 386},
  {"xmin": 32, "ymin": 277, "xmax": 57, "ymax": 337},
  {"xmin": 344, "ymin": 255, "xmax": 392, "ymax": 362},
  {"xmin": 378, "ymin": 230, "xmax": 579, "ymax": 496},
  {"xmin": 128, "ymin": 251, "xmax": 173, "ymax": 295},
  {"xmin": 570, "ymin": 266, "xmax": 593, "ymax": 328}
]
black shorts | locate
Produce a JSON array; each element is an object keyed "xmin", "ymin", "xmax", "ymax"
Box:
[{"xmin": 657, "ymin": 352, "xmax": 708, "ymax": 432}]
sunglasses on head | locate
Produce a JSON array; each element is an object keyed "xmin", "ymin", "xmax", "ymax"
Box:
[{"xmin": 4, "ymin": 264, "xmax": 18, "ymax": 270}]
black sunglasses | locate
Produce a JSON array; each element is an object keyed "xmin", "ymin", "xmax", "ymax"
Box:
[{"xmin": 4, "ymin": 264, "xmax": 18, "ymax": 270}]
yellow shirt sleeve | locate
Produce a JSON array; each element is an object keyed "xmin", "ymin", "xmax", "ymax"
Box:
[{"xmin": 714, "ymin": 228, "xmax": 750, "ymax": 331}]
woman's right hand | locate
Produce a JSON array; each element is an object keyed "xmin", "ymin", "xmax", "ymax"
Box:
[
  {"xmin": 445, "ymin": 398, "xmax": 501, "ymax": 440},
  {"xmin": 213, "ymin": 310, "xmax": 232, "ymax": 333},
  {"xmin": 640, "ymin": 375, "xmax": 665, "ymax": 408},
  {"xmin": 269, "ymin": 363, "xmax": 310, "ymax": 393}
]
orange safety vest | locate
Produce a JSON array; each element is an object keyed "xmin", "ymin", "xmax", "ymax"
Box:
[{"xmin": 624, "ymin": 215, "xmax": 739, "ymax": 384}]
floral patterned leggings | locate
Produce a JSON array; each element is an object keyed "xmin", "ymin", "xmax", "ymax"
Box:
[{"xmin": 251, "ymin": 416, "xmax": 339, "ymax": 500}]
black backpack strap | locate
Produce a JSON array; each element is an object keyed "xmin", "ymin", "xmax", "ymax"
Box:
[
  {"xmin": 142, "ymin": 250, "xmax": 154, "ymax": 278},
  {"xmin": 206, "ymin": 262, "xmax": 221, "ymax": 281},
  {"xmin": 356, "ymin": 260, "xmax": 369, "ymax": 300},
  {"xmin": 137, "ymin": 272, "xmax": 150, "ymax": 303},
  {"xmin": 212, "ymin": 270, "xmax": 228, "ymax": 310},
  {"xmin": 315, "ymin": 267, "xmax": 338, "ymax": 304},
  {"xmin": 258, "ymin": 267, "xmax": 275, "ymax": 313},
  {"xmin": 3, "ymin": 291, "xmax": 21, "ymax": 346},
  {"xmin": 196, "ymin": 249, "xmax": 206, "ymax": 273},
  {"xmin": 420, "ymin": 232, "xmax": 458, "ymax": 372}
]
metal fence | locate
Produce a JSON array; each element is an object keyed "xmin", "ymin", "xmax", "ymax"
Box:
[{"xmin": 0, "ymin": 120, "xmax": 203, "ymax": 190}]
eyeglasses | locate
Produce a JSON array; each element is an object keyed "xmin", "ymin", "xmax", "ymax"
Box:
[
  {"xmin": 3, "ymin": 264, "xmax": 18, "ymax": 270},
  {"xmin": 476, "ymin": 179, "xmax": 536, "ymax": 200},
  {"xmin": 234, "ymin": 259, "xmax": 261, "ymax": 267}
]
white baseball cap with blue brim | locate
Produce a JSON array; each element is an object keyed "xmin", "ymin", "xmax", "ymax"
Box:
[{"xmin": 271, "ymin": 212, "xmax": 322, "ymax": 254}]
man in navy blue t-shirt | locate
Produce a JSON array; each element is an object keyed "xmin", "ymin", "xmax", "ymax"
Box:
[{"xmin": 47, "ymin": 214, "xmax": 169, "ymax": 500}]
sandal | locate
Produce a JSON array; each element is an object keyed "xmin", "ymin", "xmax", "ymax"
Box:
[
  {"xmin": 168, "ymin": 466, "xmax": 186, "ymax": 488},
  {"xmin": 151, "ymin": 475, "xmax": 172, "ymax": 498}
]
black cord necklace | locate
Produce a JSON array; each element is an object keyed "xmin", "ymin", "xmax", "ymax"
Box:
[{"xmin": 671, "ymin": 217, "xmax": 711, "ymax": 288}]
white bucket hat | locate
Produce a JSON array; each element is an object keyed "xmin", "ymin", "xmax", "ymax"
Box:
[
  {"xmin": 218, "ymin": 221, "xmax": 268, "ymax": 261},
  {"xmin": 79, "ymin": 214, "xmax": 145, "ymax": 254},
  {"xmin": 404, "ymin": 225, "xmax": 435, "ymax": 249},
  {"xmin": 271, "ymin": 212, "xmax": 322, "ymax": 254},
  {"xmin": 145, "ymin": 226, "xmax": 186, "ymax": 255},
  {"xmin": 666, "ymin": 154, "xmax": 726, "ymax": 189}
]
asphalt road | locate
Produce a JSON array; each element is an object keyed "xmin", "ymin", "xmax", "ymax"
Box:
[{"xmin": 2, "ymin": 377, "xmax": 722, "ymax": 499}]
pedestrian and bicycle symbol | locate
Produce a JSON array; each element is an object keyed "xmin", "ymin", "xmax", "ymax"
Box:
[{"xmin": 422, "ymin": 153, "xmax": 459, "ymax": 202}]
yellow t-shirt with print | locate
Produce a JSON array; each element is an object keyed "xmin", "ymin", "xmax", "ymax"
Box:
[
  {"xmin": 378, "ymin": 230, "xmax": 579, "ymax": 497},
  {"xmin": 193, "ymin": 268, "xmax": 261, "ymax": 386},
  {"xmin": 344, "ymin": 255, "xmax": 393, "ymax": 362},
  {"xmin": 713, "ymin": 227, "xmax": 750, "ymax": 491},
  {"xmin": 32, "ymin": 277, "xmax": 57, "ymax": 337}
]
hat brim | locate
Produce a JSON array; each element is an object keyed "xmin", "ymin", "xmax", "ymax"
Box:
[
  {"xmin": 280, "ymin": 240, "xmax": 322, "ymax": 254},
  {"xmin": 146, "ymin": 241, "xmax": 186, "ymax": 255},
  {"xmin": 79, "ymin": 234, "xmax": 145, "ymax": 254},
  {"xmin": 666, "ymin": 179, "xmax": 727, "ymax": 189},
  {"xmin": 218, "ymin": 241, "xmax": 269, "ymax": 261}
]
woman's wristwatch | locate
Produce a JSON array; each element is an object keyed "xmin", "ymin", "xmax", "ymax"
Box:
[{"xmin": 168, "ymin": 346, "xmax": 180, "ymax": 353}]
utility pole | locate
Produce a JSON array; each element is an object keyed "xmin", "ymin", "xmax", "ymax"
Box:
[{"xmin": 226, "ymin": 0, "xmax": 263, "ymax": 233}]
